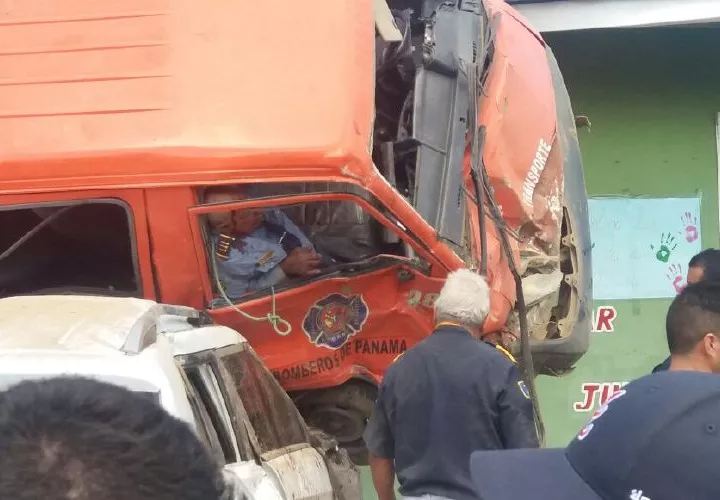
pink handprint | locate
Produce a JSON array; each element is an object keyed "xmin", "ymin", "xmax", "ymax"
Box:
[
  {"xmin": 681, "ymin": 212, "xmax": 698, "ymax": 243},
  {"xmin": 666, "ymin": 263, "xmax": 686, "ymax": 294}
]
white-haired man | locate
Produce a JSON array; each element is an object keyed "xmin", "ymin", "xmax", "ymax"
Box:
[{"xmin": 363, "ymin": 269, "xmax": 539, "ymax": 500}]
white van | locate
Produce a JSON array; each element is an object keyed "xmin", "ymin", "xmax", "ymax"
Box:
[{"xmin": 0, "ymin": 295, "xmax": 360, "ymax": 500}]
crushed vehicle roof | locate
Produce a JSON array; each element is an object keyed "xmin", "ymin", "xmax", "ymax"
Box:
[
  {"xmin": 0, "ymin": 0, "xmax": 375, "ymax": 188},
  {"xmin": 0, "ymin": 295, "xmax": 248, "ymax": 357},
  {"xmin": 0, "ymin": 295, "xmax": 161, "ymax": 354}
]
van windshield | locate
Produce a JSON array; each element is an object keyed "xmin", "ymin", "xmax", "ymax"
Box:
[{"xmin": 218, "ymin": 347, "xmax": 309, "ymax": 453}]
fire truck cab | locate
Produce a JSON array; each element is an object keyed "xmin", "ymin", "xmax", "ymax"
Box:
[{"xmin": 0, "ymin": 0, "xmax": 592, "ymax": 462}]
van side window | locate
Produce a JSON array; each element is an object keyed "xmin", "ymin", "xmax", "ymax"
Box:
[
  {"xmin": 0, "ymin": 200, "xmax": 139, "ymax": 297},
  {"xmin": 217, "ymin": 347, "xmax": 309, "ymax": 453},
  {"xmin": 184, "ymin": 365, "xmax": 240, "ymax": 464},
  {"xmin": 182, "ymin": 370, "xmax": 227, "ymax": 465}
]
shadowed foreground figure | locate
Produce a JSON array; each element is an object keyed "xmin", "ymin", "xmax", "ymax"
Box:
[
  {"xmin": 0, "ymin": 377, "xmax": 231, "ymax": 500},
  {"xmin": 470, "ymin": 371, "xmax": 720, "ymax": 500}
]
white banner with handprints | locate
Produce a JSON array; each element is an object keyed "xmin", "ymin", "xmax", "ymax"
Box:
[{"xmin": 588, "ymin": 197, "xmax": 702, "ymax": 300}]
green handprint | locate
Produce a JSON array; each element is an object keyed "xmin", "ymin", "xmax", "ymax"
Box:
[{"xmin": 650, "ymin": 233, "xmax": 677, "ymax": 263}]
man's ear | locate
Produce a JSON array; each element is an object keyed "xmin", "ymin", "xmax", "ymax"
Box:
[{"xmin": 703, "ymin": 333, "xmax": 720, "ymax": 356}]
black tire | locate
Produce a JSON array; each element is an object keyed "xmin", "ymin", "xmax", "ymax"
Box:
[
  {"xmin": 343, "ymin": 438, "xmax": 370, "ymax": 466},
  {"xmin": 308, "ymin": 428, "xmax": 363, "ymax": 500},
  {"xmin": 294, "ymin": 380, "xmax": 377, "ymax": 466}
]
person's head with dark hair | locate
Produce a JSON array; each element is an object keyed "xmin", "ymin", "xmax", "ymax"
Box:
[
  {"xmin": 666, "ymin": 281, "xmax": 720, "ymax": 373},
  {"xmin": 0, "ymin": 376, "xmax": 226, "ymax": 500},
  {"xmin": 687, "ymin": 248, "xmax": 720, "ymax": 285},
  {"xmin": 203, "ymin": 184, "xmax": 247, "ymax": 202},
  {"xmin": 203, "ymin": 184, "xmax": 263, "ymax": 236},
  {"xmin": 652, "ymin": 248, "xmax": 720, "ymax": 374}
]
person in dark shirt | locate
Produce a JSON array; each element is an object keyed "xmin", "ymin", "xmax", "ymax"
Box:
[
  {"xmin": 656, "ymin": 281, "xmax": 720, "ymax": 374},
  {"xmin": 470, "ymin": 371, "xmax": 720, "ymax": 500},
  {"xmin": 651, "ymin": 356, "xmax": 670, "ymax": 373},
  {"xmin": 686, "ymin": 248, "xmax": 720, "ymax": 284},
  {"xmin": 363, "ymin": 269, "xmax": 539, "ymax": 500},
  {"xmin": 652, "ymin": 248, "xmax": 720, "ymax": 373}
]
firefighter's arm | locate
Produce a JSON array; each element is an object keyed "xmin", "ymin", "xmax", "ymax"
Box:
[
  {"xmin": 496, "ymin": 363, "xmax": 540, "ymax": 449},
  {"xmin": 368, "ymin": 454, "xmax": 396, "ymax": 500},
  {"xmin": 363, "ymin": 383, "xmax": 397, "ymax": 500}
]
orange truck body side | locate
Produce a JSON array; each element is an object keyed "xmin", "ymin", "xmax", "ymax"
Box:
[{"xmin": 0, "ymin": 0, "xmax": 592, "ymax": 452}]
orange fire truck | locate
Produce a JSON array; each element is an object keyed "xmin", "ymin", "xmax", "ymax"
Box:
[{"xmin": 0, "ymin": 0, "xmax": 591, "ymax": 462}]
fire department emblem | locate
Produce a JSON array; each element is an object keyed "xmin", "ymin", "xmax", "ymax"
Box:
[{"xmin": 302, "ymin": 293, "xmax": 369, "ymax": 349}]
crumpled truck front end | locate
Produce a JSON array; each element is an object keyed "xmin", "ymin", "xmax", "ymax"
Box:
[{"xmin": 480, "ymin": 0, "xmax": 593, "ymax": 373}]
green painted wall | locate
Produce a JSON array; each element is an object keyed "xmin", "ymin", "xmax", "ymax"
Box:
[{"xmin": 537, "ymin": 26, "xmax": 720, "ymax": 446}]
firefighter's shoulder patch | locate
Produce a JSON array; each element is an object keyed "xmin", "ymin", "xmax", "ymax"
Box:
[
  {"xmin": 517, "ymin": 380, "xmax": 531, "ymax": 400},
  {"xmin": 216, "ymin": 233, "xmax": 235, "ymax": 260},
  {"xmin": 258, "ymin": 251, "xmax": 275, "ymax": 266}
]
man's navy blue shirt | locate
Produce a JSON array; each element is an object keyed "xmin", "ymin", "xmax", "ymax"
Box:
[
  {"xmin": 363, "ymin": 325, "xmax": 539, "ymax": 500},
  {"xmin": 652, "ymin": 356, "xmax": 671, "ymax": 373}
]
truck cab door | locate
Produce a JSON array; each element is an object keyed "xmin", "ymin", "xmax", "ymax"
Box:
[{"xmin": 187, "ymin": 193, "xmax": 447, "ymax": 392}]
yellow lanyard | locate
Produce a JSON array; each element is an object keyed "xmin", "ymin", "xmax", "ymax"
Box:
[
  {"xmin": 435, "ymin": 321, "xmax": 471, "ymax": 332},
  {"xmin": 494, "ymin": 344, "xmax": 517, "ymax": 363}
]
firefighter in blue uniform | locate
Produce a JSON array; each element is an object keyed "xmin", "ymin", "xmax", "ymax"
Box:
[
  {"xmin": 364, "ymin": 269, "xmax": 539, "ymax": 500},
  {"xmin": 204, "ymin": 185, "xmax": 329, "ymax": 298}
]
